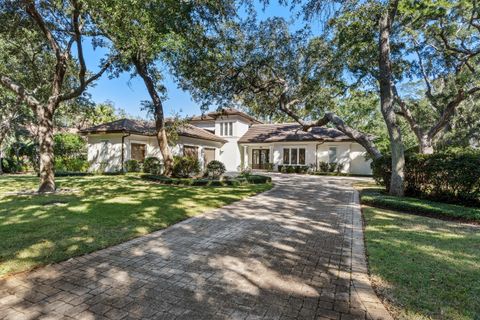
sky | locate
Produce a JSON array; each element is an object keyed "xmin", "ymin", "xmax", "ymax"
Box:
[{"xmin": 83, "ymin": 1, "xmax": 318, "ymax": 119}]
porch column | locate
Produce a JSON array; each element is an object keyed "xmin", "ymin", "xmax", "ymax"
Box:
[{"xmin": 243, "ymin": 145, "xmax": 248, "ymax": 170}]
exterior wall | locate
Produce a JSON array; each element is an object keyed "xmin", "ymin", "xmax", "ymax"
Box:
[
  {"xmin": 240, "ymin": 141, "xmax": 372, "ymax": 175},
  {"xmin": 86, "ymin": 134, "xmax": 124, "ymax": 172},
  {"xmin": 86, "ymin": 133, "xmax": 223, "ymax": 172},
  {"xmin": 213, "ymin": 115, "xmax": 251, "ymax": 171},
  {"xmin": 189, "ymin": 120, "xmax": 215, "ymax": 132}
]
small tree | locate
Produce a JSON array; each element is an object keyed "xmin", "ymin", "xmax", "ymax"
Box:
[{"xmin": 206, "ymin": 160, "xmax": 226, "ymax": 179}]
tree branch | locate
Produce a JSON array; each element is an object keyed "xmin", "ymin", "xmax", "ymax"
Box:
[
  {"xmin": 58, "ymin": 56, "xmax": 116, "ymax": 102},
  {"xmin": 427, "ymin": 86, "xmax": 480, "ymax": 139},
  {"xmin": 277, "ymin": 100, "xmax": 382, "ymax": 160},
  {"xmin": 23, "ymin": 0, "xmax": 62, "ymax": 60},
  {"xmin": 0, "ymin": 75, "xmax": 41, "ymax": 110}
]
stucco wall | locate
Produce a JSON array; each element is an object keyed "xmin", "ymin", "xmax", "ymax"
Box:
[
  {"xmin": 86, "ymin": 133, "xmax": 223, "ymax": 172},
  {"xmin": 240, "ymin": 141, "xmax": 372, "ymax": 175},
  {"xmin": 214, "ymin": 116, "xmax": 251, "ymax": 171}
]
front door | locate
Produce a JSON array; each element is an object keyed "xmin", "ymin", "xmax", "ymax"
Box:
[{"xmin": 252, "ymin": 149, "xmax": 270, "ymax": 169}]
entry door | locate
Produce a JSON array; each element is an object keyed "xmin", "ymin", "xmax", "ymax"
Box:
[
  {"xmin": 252, "ymin": 149, "xmax": 270, "ymax": 169},
  {"xmin": 204, "ymin": 148, "xmax": 215, "ymax": 166}
]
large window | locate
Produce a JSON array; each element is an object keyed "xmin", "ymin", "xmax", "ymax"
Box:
[
  {"xmin": 328, "ymin": 147, "xmax": 338, "ymax": 163},
  {"xmin": 220, "ymin": 122, "xmax": 233, "ymax": 136},
  {"xmin": 283, "ymin": 147, "xmax": 306, "ymax": 165}
]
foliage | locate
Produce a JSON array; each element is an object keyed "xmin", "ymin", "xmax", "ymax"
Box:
[
  {"xmin": 238, "ymin": 174, "xmax": 272, "ymax": 184},
  {"xmin": 205, "ymin": 160, "xmax": 226, "ymax": 178},
  {"xmin": 142, "ymin": 174, "xmax": 272, "ymax": 186},
  {"xmin": 372, "ymin": 149, "xmax": 480, "ymax": 205},
  {"xmin": 172, "ymin": 156, "xmax": 201, "ymax": 178},
  {"xmin": 143, "ymin": 157, "xmax": 163, "ymax": 175},
  {"xmin": 54, "ymin": 158, "xmax": 89, "ymax": 173},
  {"xmin": 360, "ymin": 187, "xmax": 480, "ymax": 222},
  {"xmin": 362, "ymin": 205, "xmax": 480, "ymax": 319},
  {"xmin": 0, "ymin": 174, "xmax": 270, "ymax": 276},
  {"xmin": 125, "ymin": 159, "xmax": 141, "ymax": 173},
  {"xmin": 277, "ymin": 165, "xmax": 309, "ymax": 174},
  {"xmin": 0, "ymin": 158, "xmax": 21, "ymax": 173}
]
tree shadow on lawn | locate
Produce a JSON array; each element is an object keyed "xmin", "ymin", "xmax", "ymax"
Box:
[
  {"xmin": 0, "ymin": 175, "xmax": 365, "ymax": 319},
  {"xmin": 0, "ymin": 175, "xmax": 268, "ymax": 277},
  {"xmin": 364, "ymin": 207, "xmax": 480, "ymax": 319}
]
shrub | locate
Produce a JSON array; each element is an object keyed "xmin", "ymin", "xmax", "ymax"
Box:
[
  {"xmin": 208, "ymin": 180, "xmax": 224, "ymax": 187},
  {"xmin": 205, "ymin": 160, "xmax": 226, "ymax": 178},
  {"xmin": 0, "ymin": 158, "xmax": 21, "ymax": 173},
  {"xmin": 55, "ymin": 172, "xmax": 93, "ymax": 177},
  {"xmin": 243, "ymin": 174, "xmax": 272, "ymax": 184},
  {"xmin": 191, "ymin": 178, "xmax": 210, "ymax": 186},
  {"xmin": 371, "ymin": 149, "xmax": 480, "ymax": 205},
  {"xmin": 55, "ymin": 158, "xmax": 89, "ymax": 172},
  {"xmin": 143, "ymin": 157, "xmax": 163, "ymax": 174},
  {"xmin": 172, "ymin": 156, "xmax": 200, "ymax": 178},
  {"xmin": 318, "ymin": 161, "xmax": 330, "ymax": 172},
  {"xmin": 125, "ymin": 159, "xmax": 141, "ymax": 172},
  {"xmin": 224, "ymin": 179, "xmax": 241, "ymax": 187}
]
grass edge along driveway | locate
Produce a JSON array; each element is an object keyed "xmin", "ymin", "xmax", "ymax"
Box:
[{"xmin": 0, "ymin": 174, "xmax": 272, "ymax": 278}]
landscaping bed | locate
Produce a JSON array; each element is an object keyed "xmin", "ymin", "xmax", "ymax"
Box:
[
  {"xmin": 141, "ymin": 174, "xmax": 272, "ymax": 186},
  {"xmin": 360, "ymin": 187, "xmax": 480, "ymax": 223}
]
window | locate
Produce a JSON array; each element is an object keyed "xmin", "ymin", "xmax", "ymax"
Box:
[
  {"xmin": 131, "ymin": 143, "xmax": 146, "ymax": 162},
  {"xmin": 183, "ymin": 145, "xmax": 199, "ymax": 158},
  {"xmin": 219, "ymin": 122, "xmax": 233, "ymax": 136},
  {"xmin": 329, "ymin": 147, "xmax": 337, "ymax": 163},
  {"xmin": 283, "ymin": 148, "xmax": 290, "ymax": 164},
  {"xmin": 283, "ymin": 147, "xmax": 306, "ymax": 165}
]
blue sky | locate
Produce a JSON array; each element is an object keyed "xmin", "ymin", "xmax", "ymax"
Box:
[{"xmin": 83, "ymin": 1, "xmax": 317, "ymax": 119}]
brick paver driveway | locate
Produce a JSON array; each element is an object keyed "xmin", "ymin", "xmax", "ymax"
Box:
[{"xmin": 0, "ymin": 174, "xmax": 392, "ymax": 320}]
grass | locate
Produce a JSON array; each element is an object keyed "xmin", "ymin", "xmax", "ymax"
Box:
[
  {"xmin": 0, "ymin": 174, "xmax": 272, "ymax": 277},
  {"xmin": 356, "ymin": 182, "xmax": 480, "ymax": 319},
  {"xmin": 356, "ymin": 182, "xmax": 480, "ymax": 222}
]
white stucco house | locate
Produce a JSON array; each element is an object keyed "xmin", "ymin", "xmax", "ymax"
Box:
[{"xmin": 80, "ymin": 108, "xmax": 373, "ymax": 175}]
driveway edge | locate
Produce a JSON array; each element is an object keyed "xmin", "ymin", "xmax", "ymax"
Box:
[{"xmin": 351, "ymin": 190, "xmax": 393, "ymax": 320}]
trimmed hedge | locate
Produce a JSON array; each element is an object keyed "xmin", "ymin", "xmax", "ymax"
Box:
[
  {"xmin": 361, "ymin": 188, "xmax": 480, "ymax": 222},
  {"xmin": 372, "ymin": 149, "xmax": 480, "ymax": 205},
  {"xmin": 55, "ymin": 172, "xmax": 93, "ymax": 177},
  {"xmin": 241, "ymin": 174, "xmax": 272, "ymax": 184},
  {"xmin": 278, "ymin": 165, "xmax": 309, "ymax": 174},
  {"xmin": 142, "ymin": 174, "xmax": 271, "ymax": 187}
]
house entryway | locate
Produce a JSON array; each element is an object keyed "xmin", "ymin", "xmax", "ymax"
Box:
[{"xmin": 252, "ymin": 149, "xmax": 270, "ymax": 170}]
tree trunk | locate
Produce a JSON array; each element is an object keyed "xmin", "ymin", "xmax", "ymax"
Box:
[
  {"xmin": 419, "ymin": 134, "xmax": 434, "ymax": 154},
  {"xmin": 378, "ymin": 9, "xmax": 405, "ymax": 196},
  {"xmin": 133, "ymin": 57, "xmax": 174, "ymax": 175},
  {"xmin": 0, "ymin": 138, "xmax": 3, "ymax": 175},
  {"xmin": 37, "ymin": 105, "xmax": 56, "ymax": 193}
]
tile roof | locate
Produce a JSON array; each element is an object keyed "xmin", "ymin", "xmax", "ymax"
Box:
[
  {"xmin": 79, "ymin": 119, "xmax": 227, "ymax": 143},
  {"xmin": 238, "ymin": 123, "xmax": 352, "ymax": 143},
  {"xmin": 188, "ymin": 108, "xmax": 262, "ymax": 124}
]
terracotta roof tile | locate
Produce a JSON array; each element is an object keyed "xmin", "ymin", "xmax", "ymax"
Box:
[
  {"xmin": 79, "ymin": 119, "xmax": 226, "ymax": 143},
  {"xmin": 188, "ymin": 108, "xmax": 262, "ymax": 124},
  {"xmin": 238, "ymin": 123, "xmax": 352, "ymax": 143}
]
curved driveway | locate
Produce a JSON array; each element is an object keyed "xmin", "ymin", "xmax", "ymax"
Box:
[{"xmin": 0, "ymin": 174, "xmax": 392, "ymax": 320}]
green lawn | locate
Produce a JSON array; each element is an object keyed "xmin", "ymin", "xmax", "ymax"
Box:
[
  {"xmin": 357, "ymin": 182, "xmax": 480, "ymax": 319},
  {"xmin": 0, "ymin": 174, "xmax": 272, "ymax": 277}
]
